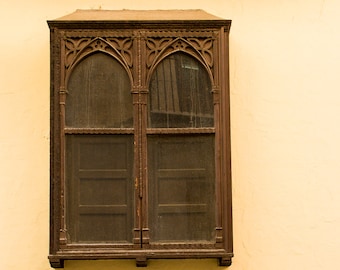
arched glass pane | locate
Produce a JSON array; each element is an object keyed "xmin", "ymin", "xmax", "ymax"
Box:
[
  {"xmin": 66, "ymin": 53, "xmax": 133, "ymax": 128},
  {"xmin": 149, "ymin": 53, "xmax": 213, "ymax": 128}
]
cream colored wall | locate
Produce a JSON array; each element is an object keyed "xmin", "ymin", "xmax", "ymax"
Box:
[{"xmin": 1, "ymin": 0, "xmax": 340, "ymax": 269}]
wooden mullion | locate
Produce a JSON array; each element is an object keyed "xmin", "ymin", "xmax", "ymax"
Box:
[
  {"xmin": 132, "ymin": 88, "xmax": 141, "ymax": 247},
  {"xmin": 140, "ymin": 34, "xmax": 150, "ymax": 248},
  {"xmin": 133, "ymin": 31, "xmax": 146, "ymax": 247},
  {"xmin": 140, "ymin": 90, "xmax": 150, "ymax": 247}
]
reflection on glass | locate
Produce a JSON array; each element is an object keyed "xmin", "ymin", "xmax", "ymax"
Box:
[{"xmin": 149, "ymin": 53, "xmax": 213, "ymax": 128}]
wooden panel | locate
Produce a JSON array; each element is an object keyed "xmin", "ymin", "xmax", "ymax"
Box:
[
  {"xmin": 148, "ymin": 135, "xmax": 215, "ymax": 242},
  {"xmin": 78, "ymin": 214, "xmax": 128, "ymax": 242},
  {"xmin": 66, "ymin": 135, "xmax": 133, "ymax": 243},
  {"xmin": 79, "ymin": 178, "xmax": 128, "ymax": 205}
]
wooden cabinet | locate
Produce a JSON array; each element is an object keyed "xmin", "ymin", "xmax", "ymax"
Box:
[{"xmin": 48, "ymin": 9, "xmax": 232, "ymax": 267}]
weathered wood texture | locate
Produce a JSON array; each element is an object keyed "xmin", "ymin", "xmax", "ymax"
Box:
[{"xmin": 48, "ymin": 9, "xmax": 232, "ymax": 267}]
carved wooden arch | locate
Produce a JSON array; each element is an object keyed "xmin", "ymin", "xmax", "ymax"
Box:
[
  {"xmin": 145, "ymin": 37, "xmax": 215, "ymax": 88},
  {"xmin": 64, "ymin": 37, "xmax": 134, "ymax": 87}
]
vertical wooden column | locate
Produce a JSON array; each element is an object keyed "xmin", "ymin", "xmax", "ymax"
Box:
[
  {"xmin": 212, "ymin": 85, "xmax": 223, "ymax": 248},
  {"xmin": 59, "ymin": 34, "xmax": 67, "ymax": 246},
  {"xmin": 140, "ymin": 90, "xmax": 150, "ymax": 247},
  {"xmin": 132, "ymin": 86, "xmax": 141, "ymax": 247},
  {"xmin": 139, "ymin": 33, "xmax": 150, "ymax": 248},
  {"xmin": 132, "ymin": 32, "xmax": 150, "ymax": 249},
  {"xmin": 219, "ymin": 26, "xmax": 233, "ymax": 265},
  {"xmin": 210, "ymin": 32, "xmax": 223, "ymax": 248},
  {"xmin": 49, "ymin": 26, "xmax": 64, "ymax": 266},
  {"xmin": 132, "ymin": 31, "xmax": 142, "ymax": 247}
]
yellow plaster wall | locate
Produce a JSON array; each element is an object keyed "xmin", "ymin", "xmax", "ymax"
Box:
[{"xmin": 1, "ymin": 0, "xmax": 340, "ymax": 269}]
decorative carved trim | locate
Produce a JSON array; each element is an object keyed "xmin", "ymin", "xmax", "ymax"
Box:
[
  {"xmin": 144, "ymin": 34, "xmax": 217, "ymax": 86},
  {"xmin": 64, "ymin": 36, "xmax": 134, "ymax": 84},
  {"xmin": 149, "ymin": 243, "xmax": 216, "ymax": 249},
  {"xmin": 187, "ymin": 37, "xmax": 214, "ymax": 67},
  {"xmin": 62, "ymin": 30, "xmax": 219, "ymax": 88},
  {"xmin": 141, "ymin": 30, "xmax": 218, "ymax": 38},
  {"xmin": 64, "ymin": 30, "xmax": 134, "ymax": 38},
  {"xmin": 146, "ymin": 128, "xmax": 215, "ymax": 134},
  {"xmin": 64, "ymin": 128, "xmax": 134, "ymax": 134}
]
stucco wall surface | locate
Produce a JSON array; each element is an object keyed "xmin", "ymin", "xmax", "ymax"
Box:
[{"xmin": 1, "ymin": 1, "xmax": 340, "ymax": 269}]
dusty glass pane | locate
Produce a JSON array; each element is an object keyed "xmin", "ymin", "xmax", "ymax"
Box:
[
  {"xmin": 149, "ymin": 52, "xmax": 213, "ymax": 128},
  {"xmin": 66, "ymin": 53, "xmax": 133, "ymax": 128},
  {"xmin": 148, "ymin": 135, "xmax": 216, "ymax": 242},
  {"xmin": 66, "ymin": 135, "xmax": 134, "ymax": 243}
]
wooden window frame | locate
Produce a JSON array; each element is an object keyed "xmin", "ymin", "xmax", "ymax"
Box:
[{"xmin": 48, "ymin": 10, "xmax": 232, "ymax": 268}]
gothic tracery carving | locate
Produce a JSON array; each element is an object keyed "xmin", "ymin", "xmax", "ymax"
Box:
[
  {"xmin": 64, "ymin": 36, "xmax": 133, "ymax": 83},
  {"xmin": 63, "ymin": 31, "xmax": 218, "ymax": 88},
  {"xmin": 145, "ymin": 34, "xmax": 216, "ymax": 86},
  {"xmin": 146, "ymin": 37, "xmax": 214, "ymax": 68}
]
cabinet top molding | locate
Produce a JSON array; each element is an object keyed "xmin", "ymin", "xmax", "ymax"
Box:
[{"xmin": 48, "ymin": 9, "xmax": 231, "ymax": 30}]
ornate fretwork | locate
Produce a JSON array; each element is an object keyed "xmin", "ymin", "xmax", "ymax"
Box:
[
  {"xmin": 145, "ymin": 37, "xmax": 173, "ymax": 68},
  {"xmin": 64, "ymin": 36, "xmax": 133, "ymax": 84},
  {"xmin": 144, "ymin": 33, "xmax": 217, "ymax": 85},
  {"xmin": 62, "ymin": 31, "xmax": 218, "ymax": 87},
  {"xmin": 187, "ymin": 38, "xmax": 213, "ymax": 67}
]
